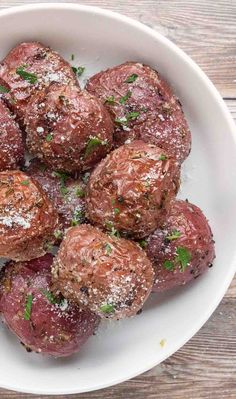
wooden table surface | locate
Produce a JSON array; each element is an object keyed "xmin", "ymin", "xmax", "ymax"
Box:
[{"xmin": 0, "ymin": 0, "xmax": 235, "ymax": 398}]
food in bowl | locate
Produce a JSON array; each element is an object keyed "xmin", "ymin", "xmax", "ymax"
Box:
[
  {"xmin": 0, "ymin": 40, "xmax": 215, "ymax": 357},
  {"xmin": 52, "ymin": 224, "xmax": 154, "ymax": 319},
  {"xmin": 24, "ymin": 83, "xmax": 114, "ymax": 172},
  {"xmin": 0, "ymin": 254, "xmax": 100, "ymax": 356},
  {"xmin": 86, "ymin": 62, "xmax": 191, "ymax": 163}
]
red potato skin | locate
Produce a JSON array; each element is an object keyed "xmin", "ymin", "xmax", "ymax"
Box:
[
  {"xmin": 26, "ymin": 158, "xmax": 86, "ymax": 232},
  {"xmin": 24, "ymin": 83, "xmax": 114, "ymax": 172},
  {"xmin": 0, "ymin": 42, "xmax": 78, "ymax": 125},
  {"xmin": 146, "ymin": 200, "xmax": 215, "ymax": 292},
  {"xmin": 0, "ymin": 254, "xmax": 100, "ymax": 357},
  {"xmin": 0, "ymin": 170, "xmax": 59, "ymax": 261},
  {"xmin": 52, "ymin": 225, "xmax": 154, "ymax": 319},
  {"xmin": 0, "ymin": 99, "xmax": 24, "ymax": 171},
  {"xmin": 86, "ymin": 62, "xmax": 191, "ymax": 163},
  {"xmin": 86, "ymin": 140, "xmax": 180, "ymax": 239}
]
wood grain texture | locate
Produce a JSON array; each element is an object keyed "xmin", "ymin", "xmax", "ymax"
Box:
[
  {"xmin": 0, "ymin": 0, "xmax": 235, "ymax": 97},
  {"xmin": 0, "ymin": 1, "xmax": 235, "ymax": 398}
]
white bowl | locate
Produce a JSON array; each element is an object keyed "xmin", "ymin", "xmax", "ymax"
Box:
[{"xmin": 0, "ymin": 3, "xmax": 235, "ymax": 395}]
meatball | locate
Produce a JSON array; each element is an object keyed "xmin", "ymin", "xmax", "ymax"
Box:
[
  {"xmin": 0, "ymin": 41, "xmax": 77, "ymax": 124},
  {"xmin": 52, "ymin": 225, "xmax": 154, "ymax": 319},
  {"xmin": 0, "ymin": 170, "xmax": 59, "ymax": 261},
  {"xmin": 86, "ymin": 62, "xmax": 191, "ymax": 163},
  {"xmin": 26, "ymin": 158, "xmax": 86, "ymax": 234},
  {"xmin": 146, "ymin": 200, "xmax": 215, "ymax": 292},
  {"xmin": 86, "ymin": 140, "xmax": 180, "ymax": 239},
  {"xmin": 24, "ymin": 83, "xmax": 114, "ymax": 172},
  {"xmin": 0, "ymin": 254, "xmax": 100, "ymax": 357},
  {"xmin": 0, "ymin": 99, "xmax": 24, "ymax": 171}
]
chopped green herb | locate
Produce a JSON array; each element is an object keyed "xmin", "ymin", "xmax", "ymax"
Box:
[
  {"xmin": 0, "ymin": 85, "xmax": 9, "ymax": 93},
  {"xmin": 166, "ymin": 230, "xmax": 181, "ymax": 241},
  {"xmin": 105, "ymin": 243, "xmax": 112, "ymax": 255},
  {"xmin": 84, "ymin": 137, "xmax": 106, "ymax": 158},
  {"xmin": 40, "ymin": 289, "xmax": 57, "ymax": 305},
  {"xmin": 114, "ymin": 208, "xmax": 120, "ymax": 215},
  {"xmin": 110, "ymin": 226, "xmax": 120, "ymax": 238},
  {"xmin": 115, "ymin": 111, "xmax": 140, "ymax": 125},
  {"xmin": 125, "ymin": 74, "xmax": 138, "ymax": 83},
  {"xmin": 53, "ymin": 171, "xmax": 69, "ymax": 185},
  {"xmin": 105, "ymin": 220, "xmax": 114, "ymax": 230},
  {"xmin": 126, "ymin": 111, "xmax": 140, "ymax": 120},
  {"xmin": 76, "ymin": 186, "xmax": 85, "ymax": 198},
  {"xmin": 54, "ymin": 230, "xmax": 63, "ymax": 240},
  {"xmin": 71, "ymin": 209, "xmax": 83, "ymax": 226},
  {"xmin": 105, "ymin": 95, "xmax": 115, "ymax": 105},
  {"xmin": 175, "ymin": 247, "xmax": 191, "ymax": 272},
  {"xmin": 71, "ymin": 54, "xmax": 75, "ymax": 61},
  {"xmin": 159, "ymin": 154, "xmax": 167, "ymax": 161},
  {"xmin": 24, "ymin": 294, "xmax": 33, "ymax": 320},
  {"xmin": 139, "ymin": 240, "xmax": 147, "ymax": 249},
  {"xmin": 21, "ymin": 180, "xmax": 30, "ymax": 186},
  {"xmin": 141, "ymin": 107, "xmax": 148, "ymax": 112},
  {"xmin": 45, "ymin": 134, "xmax": 53, "ymax": 142},
  {"xmin": 163, "ymin": 260, "xmax": 175, "ymax": 271},
  {"xmin": 16, "ymin": 67, "xmax": 37, "ymax": 84},
  {"xmin": 111, "ymin": 199, "xmax": 116, "ymax": 206},
  {"xmin": 60, "ymin": 186, "xmax": 69, "ymax": 196},
  {"xmin": 119, "ymin": 91, "xmax": 131, "ymax": 104},
  {"xmin": 100, "ymin": 303, "xmax": 115, "ymax": 314},
  {"xmin": 72, "ymin": 66, "xmax": 85, "ymax": 77}
]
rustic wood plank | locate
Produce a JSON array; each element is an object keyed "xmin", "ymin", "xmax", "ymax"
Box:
[
  {"xmin": 0, "ymin": 0, "xmax": 235, "ymax": 97},
  {"xmin": 0, "ymin": 1, "xmax": 235, "ymax": 398}
]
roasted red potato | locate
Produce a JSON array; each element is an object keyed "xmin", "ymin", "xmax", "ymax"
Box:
[
  {"xmin": 52, "ymin": 224, "xmax": 154, "ymax": 319},
  {"xmin": 86, "ymin": 62, "xmax": 191, "ymax": 163},
  {"xmin": 0, "ymin": 170, "xmax": 59, "ymax": 261},
  {"xmin": 86, "ymin": 140, "xmax": 180, "ymax": 239},
  {"xmin": 146, "ymin": 200, "xmax": 215, "ymax": 292},
  {"xmin": 0, "ymin": 41, "xmax": 77, "ymax": 124},
  {"xmin": 0, "ymin": 99, "xmax": 24, "ymax": 171},
  {"xmin": 25, "ymin": 83, "xmax": 114, "ymax": 172},
  {"xmin": 0, "ymin": 254, "xmax": 100, "ymax": 357}
]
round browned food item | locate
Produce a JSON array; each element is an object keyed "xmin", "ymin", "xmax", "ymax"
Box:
[
  {"xmin": 0, "ymin": 41, "xmax": 78, "ymax": 124},
  {"xmin": 26, "ymin": 159, "xmax": 86, "ymax": 234},
  {"xmin": 0, "ymin": 170, "xmax": 59, "ymax": 261},
  {"xmin": 86, "ymin": 140, "xmax": 180, "ymax": 239},
  {"xmin": 52, "ymin": 225, "xmax": 154, "ymax": 319},
  {"xmin": 0, "ymin": 99, "xmax": 24, "ymax": 171},
  {"xmin": 146, "ymin": 200, "xmax": 215, "ymax": 292},
  {"xmin": 0, "ymin": 254, "xmax": 100, "ymax": 357},
  {"xmin": 24, "ymin": 83, "xmax": 114, "ymax": 172},
  {"xmin": 86, "ymin": 62, "xmax": 191, "ymax": 163}
]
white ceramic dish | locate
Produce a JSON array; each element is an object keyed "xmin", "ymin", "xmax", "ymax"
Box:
[{"xmin": 0, "ymin": 3, "xmax": 235, "ymax": 395}]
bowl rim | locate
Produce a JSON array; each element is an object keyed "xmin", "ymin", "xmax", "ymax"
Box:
[{"xmin": 0, "ymin": 2, "xmax": 235, "ymax": 395}]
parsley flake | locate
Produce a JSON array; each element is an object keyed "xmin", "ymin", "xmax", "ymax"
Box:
[
  {"xmin": 100, "ymin": 303, "xmax": 115, "ymax": 314},
  {"xmin": 45, "ymin": 134, "xmax": 53, "ymax": 142},
  {"xmin": 71, "ymin": 209, "xmax": 83, "ymax": 226},
  {"xmin": 16, "ymin": 67, "xmax": 37, "ymax": 84},
  {"xmin": 21, "ymin": 180, "xmax": 30, "ymax": 186},
  {"xmin": 105, "ymin": 243, "xmax": 112, "ymax": 255},
  {"xmin": 175, "ymin": 247, "xmax": 191, "ymax": 272},
  {"xmin": 54, "ymin": 230, "xmax": 63, "ymax": 240},
  {"xmin": 163, "ymin": 260, "xmax": 175, "ymax": 271},
  {"xmin": 125, "ymin": 74, "xmax": 138, "ymax": 83},
  {"xmin": 105, "ymin": 95, "xmax": 115, "ymax": 105},
  {"xmin": 76, "ymin": 186, "xmax": 85, "ymax": 198},
  {"xmin": 166, "ymin": 230, "xmax": 181, "ymax": 241},
  {"xmin": 24, "ymin": 294, "xmax": 33, "ymax": 320},
  {"xmin": 119, "ymin": 91, "xmax": 131, "ymax": 104},
  {"xmin": 0, "ymin": 85, "xmax": 9, "ymax": 93},
  {"xmin": 40, "ymin": 289, "xmax": 57, "ymax": 304},
  {"xmin": 84, "ymin": 137, "xmax": 106, "ymax": 158},
  {"xmin": 114, "ymin": 208, "xmax": 120, "ymax": 215},
  {"xmin": 159, "ymin": 154, "xmax": 167, "ymax": 161},
  {"xmin": 139, "ymin": 240, "xmax": 147, "ymax": 249},
  {"xmin": 72, "ymin": 66, "xmax": 85, "ymax": 77}
]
